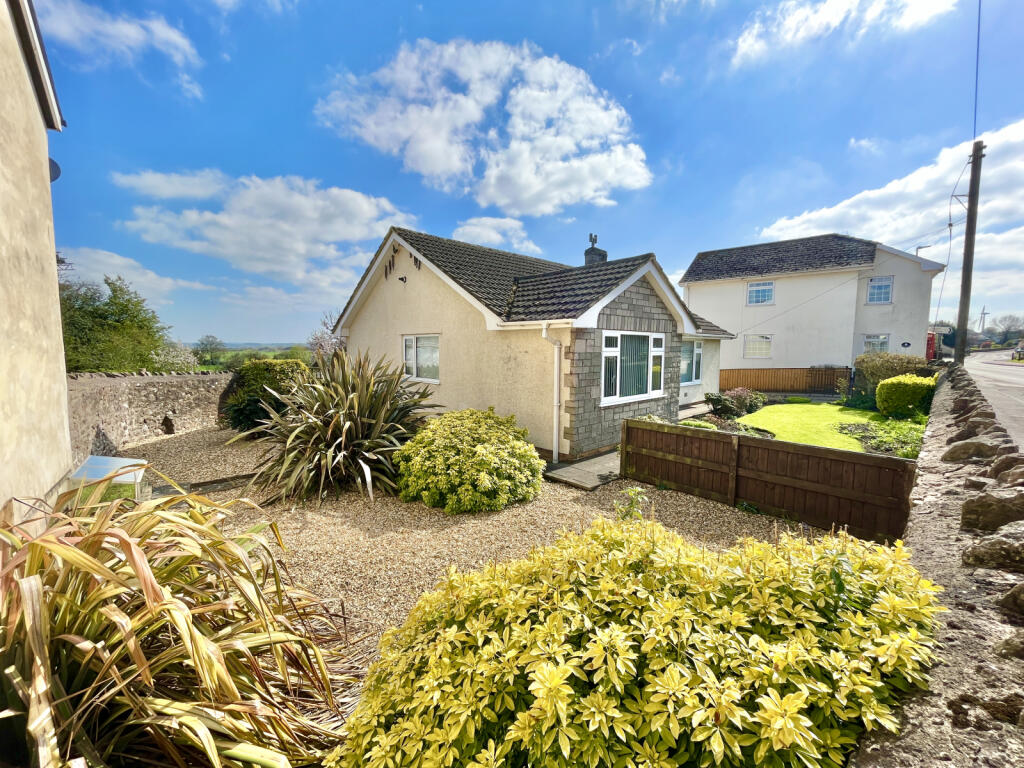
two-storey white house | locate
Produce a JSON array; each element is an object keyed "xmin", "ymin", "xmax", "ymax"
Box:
[{"xmin": 678, "ymin": 234, "xmax": 944, "ymax": 391}]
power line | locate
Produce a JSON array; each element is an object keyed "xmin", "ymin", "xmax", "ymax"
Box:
[
  {"xmin": 931, "ymin": 156, "xmax": 973, "ymax": 329},
  {"xmin": 973, "ymin": 0, "xmax": 983, "ymax": 138}
]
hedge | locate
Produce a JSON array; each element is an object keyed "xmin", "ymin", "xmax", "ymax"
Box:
[
  {"xmin": 875, "ymin": 373, "xmax": 936, "ymax": 419},
  {"xmin": 849, "ymin": 353, "xmax": 930, "ymax": 409},
  {"xmin": 223, "ymin": 358, "xmax": 309, "ymax": 431}
]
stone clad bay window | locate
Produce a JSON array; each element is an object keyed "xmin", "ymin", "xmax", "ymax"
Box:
[
  {"xmin": 746, "ymin": 280, "xmax": 774, "ymax": 305},
  {"xmin": 867, "ymin": 275, "xmax": 893, "ymax": 304},
  {"xmin": 680, "ymin": 340, "xmax": 702, "ymax": 385},
  {"xmin": 601, "ymin": 331, "xmax": 664, "ymax": 405},
  {"xmin": 403, "ymin": 334, "xmax": 439, "ymax": 382}
]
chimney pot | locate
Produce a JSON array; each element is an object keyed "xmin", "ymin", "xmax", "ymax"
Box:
[{"xmin": 584, "ymin": 233, "xmax": 607, "ymax": 265}]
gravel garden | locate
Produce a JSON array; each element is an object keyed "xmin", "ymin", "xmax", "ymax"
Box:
[{"xmin": 2, "ymin": 350, "xmax": 949, "ymax": 768}]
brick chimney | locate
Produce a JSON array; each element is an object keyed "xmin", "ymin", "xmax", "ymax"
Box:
[{"xmin": 584, "ymin": 233, "xmax": 607, "ymax": 265}]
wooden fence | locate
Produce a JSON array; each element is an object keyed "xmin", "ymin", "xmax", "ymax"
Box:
[
  {"xmin": 719, "ymin": 367, "xmax": 851, "ymax": 394},
  {"xmin": 620, "ymin": 419, "xmax": 916, "ymax": 540}
]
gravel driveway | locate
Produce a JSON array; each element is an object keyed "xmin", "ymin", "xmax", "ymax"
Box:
[{"xmin": 125, "ymin": 427, "xmax": 806, "ymax": 636}]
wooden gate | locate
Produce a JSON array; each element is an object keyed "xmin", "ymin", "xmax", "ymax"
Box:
[{"xmin": 620, "ymin": 419, "xmax": 916, "ymax": 540}]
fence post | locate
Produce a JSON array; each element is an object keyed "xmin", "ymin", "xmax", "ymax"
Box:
[
  {"xmin": 619, "ymin": 419, "xmax": 628, "ymax": 478},
  {"xmin": 727, "ymin": 434, "xmax": 739, "ymax": 506}
]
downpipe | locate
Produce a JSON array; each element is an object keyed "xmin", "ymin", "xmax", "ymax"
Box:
[{"xmin": 541, "ymin": 323, "xmax": 562, "ymax": 464}]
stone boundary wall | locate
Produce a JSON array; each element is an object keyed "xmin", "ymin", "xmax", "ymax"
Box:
[
  {"xmin": 66, "ymin": 371, "xmax": 235, "ymax": 464},
  {"xmin": 851, "ymin": 363, "xmax": 1024, "ymax": 767}
]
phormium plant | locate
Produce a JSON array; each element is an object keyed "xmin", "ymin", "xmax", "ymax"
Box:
[{"xmin": 239, "ymin": 349, "xmax": 434, "ymax": 502}]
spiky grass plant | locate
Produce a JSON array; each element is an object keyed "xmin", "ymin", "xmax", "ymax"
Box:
[
  {"xmin": 0, "ymin": 474, "xmax": 367, "ymax": 768},
  {"xmin": 240, "ymin": 350, "xmax": 434, "ymax": 503}
]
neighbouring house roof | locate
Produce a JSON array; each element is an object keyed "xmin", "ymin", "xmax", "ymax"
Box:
[
  {"xmin": 682, "ymin": 234, "xmax": 881, "ymax": 283},
  {"xmin": 336, "ymin": 228, "xmax": 733, "ymax": 337}
]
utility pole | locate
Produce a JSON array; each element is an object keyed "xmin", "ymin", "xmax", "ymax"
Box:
[{"xmin": 954, "ymin": 139, "xmax": 985, "ymax": 363}]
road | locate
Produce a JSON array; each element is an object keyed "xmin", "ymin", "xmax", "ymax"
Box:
[{"xmin": 964, "ymin": 349, "xmax": 1024, "ymax": 449}]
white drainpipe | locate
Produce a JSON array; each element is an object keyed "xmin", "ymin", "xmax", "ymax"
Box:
[{"xmin": 541, "ymin": 322, "xmax": 562, "ymax": 464}]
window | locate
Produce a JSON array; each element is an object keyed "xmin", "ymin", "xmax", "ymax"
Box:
[
  {"xmin": 601, "ymin": 331, "xmax": 665, "ymax": 405},
  {"xmin": 863, "ymin": 334, "xmax": 890, "ymax": 354},
  {"xmin": 402, "ymin": 335, "xmax": 439, "ymax": 381},
  {"xmin": 743, "ymin": 334, "xmax": 772, "ymax": 359},
  {"xmin": 680, "ymin": 340, "xmax": 703, "ymax": 384},
  {"xmin": 867, "ymin": 275, "xmax": 893, "ymax": 304},
  {"xmin": 747, "ymin": 281, "xmax": 774, "ymax": 305}
]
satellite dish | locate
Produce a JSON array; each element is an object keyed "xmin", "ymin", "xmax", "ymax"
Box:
[{"xmin": 49, "ymin": 158, "xmax": 61, "ymax": 182}]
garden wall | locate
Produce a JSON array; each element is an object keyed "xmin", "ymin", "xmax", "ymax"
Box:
[{"xmin": 66, "ymin": 372, "xmax": 235, "ymax": 463}]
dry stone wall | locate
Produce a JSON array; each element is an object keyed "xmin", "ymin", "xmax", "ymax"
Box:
[
  {"xmin": 66, "ymin": 372, "xmax": 235, "ymax": 464},
  {"xmin": 851, "ymin": 363, "xmax": 1024, "ymax": 767}
]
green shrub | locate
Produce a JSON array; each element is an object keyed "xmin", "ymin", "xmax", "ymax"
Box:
[
  {"xmin": 786, "ymin": 395, "xmax": 813, "ymax": 404},
  {"xmin": 706, "ymin": 388, "xmax": 766, "ymax": 418},
  {"xmin": 0, "ymin": 477, "xmax": 350, "ymax": 768},
  {"xmin": 223, "ymin": 357, "xmax": 309, "ymax": 431},
  {"xmin": 240, "ymin": 350, "xmax": 433, "ymax": 502},
  {"xmin": 679, "ymin": 418, "xmax": 717, "ymax": 430},
  {"xmin": 396, "ymin": 408, "xmax": 545, "ymax": 513},
  {"xmin": 864, "ymin": 419, "xmax": 927, "ymax": 459},
  {"xmin": 851, "ymin": 353, "xmax": 930, "ymax": 409},
  {"xmin": 337, "ymin": 519, "xmax": 941, "ymax": 768},
  {"xmin": 876, "ymin": 374, "xmax": 937, "ymax": 419}
]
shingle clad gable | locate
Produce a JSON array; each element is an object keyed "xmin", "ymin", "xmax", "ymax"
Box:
[{"xmin": 683, "ymin": 234, "xmax": 878, "ymax": 283}]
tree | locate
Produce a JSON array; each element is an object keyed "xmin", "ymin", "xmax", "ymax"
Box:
[
  {"xmin": 60, "ymin": 276, "xmax": 168, "ymax": 371},
  {"xmin": 194, "ymin": 334, "xmax": 226, "ymax": 365},
  {"xmin": 990, "ymin": 314, "xmax": 1024, "ymax": 345},
  {"xmin": 307, "ymin": 310, "xmax": 343, "ymax": 359}
]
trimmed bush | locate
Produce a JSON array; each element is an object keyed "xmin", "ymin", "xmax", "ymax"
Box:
[
  {"xmin": 240, "ymin": 350, "xmax": 433, "ymax": 502},
  {"xmin": 679, "ymin": 418, "xmax": 717, "ymax": 430},
  {"xmin": 876, "ymin": 373, "xmax": 937, "ymax": 419},
  {"xmin": 223, "ymin": 357, "xmax": 309, "ymax": 431},
  {"xmin": 396, "ymin": 408, "xmax": 545, "ymax": 513},
  {"xmin": 850, "ymin": 353, "xmax": 930, "ymax": 409},
  {"xmin": 337, "ymin": 519, "xmax": 941, "ymax": 768}
]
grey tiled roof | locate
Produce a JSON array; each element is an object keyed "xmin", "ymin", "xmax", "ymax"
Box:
[
  {"xmin": 504, "ymin": 254, "xmax": 653, "ymax": 321},
  {"xmin": 682, "ymin": 234, "xmax": 878, "ymax": 283},
  {"xmin": 394, "ymin": 228, "xmax": 567, "ymax": 317},
  {"xmin": 342, "ymin": 228, "xmax": 731, "ymax": 335},
  {"xmin": 688, "ymin": 311, "xmax": 732, "ymax": 338}
]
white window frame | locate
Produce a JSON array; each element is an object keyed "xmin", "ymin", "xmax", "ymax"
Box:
[
  {"xmin": 866, "ymin": 275, "xmax": 894, "ymax": 305},
  {"xmin": 680, "ymin": 340, "xmax": 703, "ymax": 385},
  {"xmin": 600, "ymin": 330, "xmax": 665, "ymax": 406},
  {"xmin": 402, "ymin": 334, "xmax": 440, "ymax": 383},
  {"xmin": 863, "ymin": 333, "xmax": 890, "ymax": 354},
  {"xmin": 746, "ymin": 280, "xmax": 775, "ymax": 306},
  {"xmin": 743, "ymin": 334, "xmax": 773, "ymax": 359}
]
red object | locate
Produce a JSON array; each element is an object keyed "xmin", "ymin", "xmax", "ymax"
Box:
[{"xmin": 926, "ymin": 333, "xmax": 937, "ymax": 361}]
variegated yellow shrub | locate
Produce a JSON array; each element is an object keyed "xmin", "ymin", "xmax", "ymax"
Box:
[{"xmin": 336, "ymin": 520, "xmax": 941, "ymax": 768}]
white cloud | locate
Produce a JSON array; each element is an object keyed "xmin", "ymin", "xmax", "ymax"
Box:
[
  {"xmin": 659, "ymin": 66, "xmax": 682, "ymax": 85},
  {"xmin": 848, "ymin": 136, "xmax": 882, "ymax": 156},
  {"xmin": 62, "ymin": 247, "xmax": 211, "ymax": 305},
  {"xmin": 452, "ymin": 217, "xmax": 541, "ymax": 255},
  {"xmin": 111, "ymin": 169, "xmax": 230, "ymax": 200},
  {"xmin": 761, "ymin": 119, "xmax": 1024, "ymax": 246},
  {"xmin": 632, "ymin": 0, "xmax": 712, "ymax": 25},
  {"xmin": 209, "ymin": 0, "xmax": 298, "ymax": 11},
  {"xmin": 315, "ymin": 39, "xmax": 652, "ymax": 217},
  {"xmin": 177, "ymin": 73, "xmax": 204, "ymax": 100},
  {"xmin": 731, "ymin": 0, "xmax": 957, "ymax": 69},
  {"xmin": 36, "ymin": 0, "xmax": 202, "ymax": 97},
  {"xmin": 119, "ymin": 171, "xmax": 414, "ymax": 299},
  {"xmin": 759, "ymin": 118, "xmax": 1024, "ymax": 317}
]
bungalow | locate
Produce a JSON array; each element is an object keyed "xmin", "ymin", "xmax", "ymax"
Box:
[
  {"xmin": 679, "ymin": 234, "xmax": 944, "ymax": 392},
  {"xmin": 334, "ymin": 228, "xmax": 733, "ymax": 461}
]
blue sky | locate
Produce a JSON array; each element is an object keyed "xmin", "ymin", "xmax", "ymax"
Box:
[{"xmin": 41, "ymin": 0, "xmax": 1024, "ymax": 343}]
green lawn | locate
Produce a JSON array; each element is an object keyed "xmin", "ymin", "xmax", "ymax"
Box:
[{"xmin": 738, "ymin": 403, "xmax": 884, "ymax": 452}]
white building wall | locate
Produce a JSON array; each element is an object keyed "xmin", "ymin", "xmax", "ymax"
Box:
[
  {"xmin": 683, "ymin": 271, "xmax": 859, "ymax": 369},
  {"xmin": 851, "ymin": 250, "xmax": 937, "ymax": 360}
]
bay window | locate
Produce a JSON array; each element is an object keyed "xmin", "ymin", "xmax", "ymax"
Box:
[
  {"xmin": 601, "ymin": 331, "xmax": 664, "ymax": 405},
  {"xmin": 402, "ymin": 334, "xmax": 439, "ymax": 382},
  {"xmin": 680, "ymin": 340, "xmax": 703, "ymax": 384}
]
